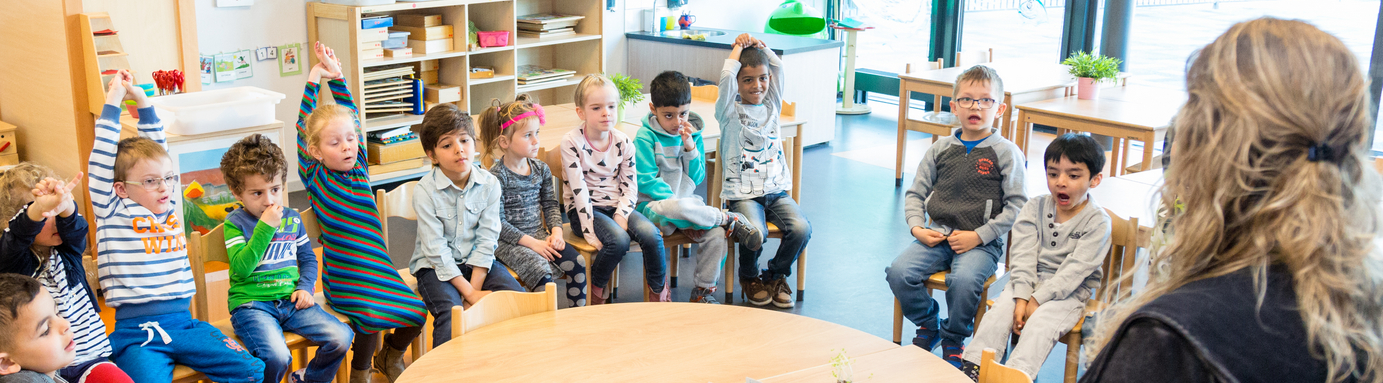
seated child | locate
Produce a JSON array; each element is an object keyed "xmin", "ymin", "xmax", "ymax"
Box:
[
  {"xmin": 220, "ymin": 134, "xmax": 353, "ymax": 383},
  {"xmin": 560, "ymin": 74, "xmax": 669, "ymax": 304},
  {"xmin": 294, "ymin": 42, "xmax": 425, "ymax": 382},
  {"xmin": 0, "ymin": 274, "xmax": 77, "ymax": 383},
  {"xmin": 717, "ymin": 33, "xmax": 812, "ymax": 309},
  {"xmin": 89, "ymin": 70, "xmax": 263, "ymax": 382},
  {"xmin": 885, "ymin": 65, "xmax": 1027, "ymax": 367},
  {"xmin": 409, "ymin": 103, "xmax": 524, "ymax": 347},
  {"xmin": 0, "ymin": 164, "xmax": 132, "ymax": 383},
  {"xmin": 635, "ymin": 71, "xmax": 762, "ymax": 304},
  {"xmin": 479, "ymin": 96, "xmax": 588, "ymax": 307},
  {"xmin": 959, "ymin": 133, "xmax": 1111, "ymax": 380}
]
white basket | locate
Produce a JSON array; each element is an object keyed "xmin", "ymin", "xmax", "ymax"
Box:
[{"xmin": 149, "ymin": 87, "xmax": 286, "ymax": 136}]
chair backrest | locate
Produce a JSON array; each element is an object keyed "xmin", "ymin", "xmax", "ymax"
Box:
[
  {"xmin": 300, "ymin": 207, "xmax": 323, "ymax": 240},
  {"xmin": 375, "ymin": 181, "xmax": 420, "ymax": 245},
  {"xmin": 451, "ymin": 282, "xmax": 557, "ymax": 337},
  {"xmin": 904, "ymin": 58, "xmax": 945, "ymax": 74},
  {"xmin": 188, "ymin": 223, "xmax": 229, "ymax": 321},
  {"xmin": 690, "ymin": 84, "xmax": 718, "ymax": 101},
  {"xmin": 1097, "ymin": 209, "xmax": 1146, "ymax": 304},
  {"xmin": 956, "ymin": 48, "xmax": 995, "ymax": 67},
  {"xmin": 979, "ymin": 348, "xmax": 1032, "ymax": 383}
]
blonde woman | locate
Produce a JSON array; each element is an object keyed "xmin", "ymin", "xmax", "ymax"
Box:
[{"xmin": 1080, "ymin": 18, "xmax": 1382, "ymax": 383}]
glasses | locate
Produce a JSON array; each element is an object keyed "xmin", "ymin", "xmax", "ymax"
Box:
[
  {"xmin": 123, "ymin": 174, "xmax": 180, "ymax": 190},
  {"xmin": 955, "ymin": 97, "xmax": 999, "ymax": 109}
]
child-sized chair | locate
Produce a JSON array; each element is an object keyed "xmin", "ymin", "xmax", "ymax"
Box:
[
  {"xmin": 891, "ymin": 217, "xmax": 1011, "ymax": 345},
  {"xmin": 1055, "ymin": 209, "xmax": 1146, "ymax": 383},
  {"xmin": 451, "ymin": 282, "xmax": 557, "ymax": 337},
  {"xmin": 538, "ymin": 147, "xmax": 624, "ymax": 301},
  {"xmin": 980, "ymin": 348, "xmax": 1033, "ymax": 383}
]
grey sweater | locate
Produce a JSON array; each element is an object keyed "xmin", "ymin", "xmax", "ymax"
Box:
[
  {"xmin": 904, "ymin": 128, "xmax": 1028, "ymax": 244},
  {"xmin": 1006, "ymin": 194, "xmax": 1112, "ymax": 304},
  {"xmin": 490, "ymin": 158, "xmax": 564, "ymax": 244}
]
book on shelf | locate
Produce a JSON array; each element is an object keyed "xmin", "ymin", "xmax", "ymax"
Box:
[
  {"xmin": 368, "ymin": 127, "xmax": 416, "ymax": 142},
  {"xmin": 518, "ymin": 28, "xmax": 576, "ymax": 38},
  {"xmin": 517, "ymin": 65, "xmax": 575, "ymax": 83},
  {"xmin": 367, "ymin": 157, "xmax": 428, "ymax": 177},
  {"xmin": 516, "ymin": 13, "xmax": 585, "ymax": 28}
]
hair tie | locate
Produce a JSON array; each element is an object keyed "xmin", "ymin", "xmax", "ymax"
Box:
[
  {"xmin": 1307, "ymin": 143, "xmax": 1334, "ymax": 162},
  {"xmin": 500, "ymin": 104, "xmax": 545, "ymax": 130}
]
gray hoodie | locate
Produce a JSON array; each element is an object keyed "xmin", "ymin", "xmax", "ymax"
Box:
[
  {"xmin": 904, "ymin": 128, "xmax": 1028, "ymax": 244},
  {"xmin": 1006, "ymin": 194, "xmax": 1112, "ymax": 304}
]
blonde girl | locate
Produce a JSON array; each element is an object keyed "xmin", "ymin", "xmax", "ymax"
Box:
[
  {"xmin": 1081, "ymin": 18, "xmax": 1382, "ymax": 383},
  {"xmin": 480, "ymin": 94, "xmax": 589, "ymax": 307},
  {"xmin": 558, "ymin": 74, "xmax": 669, "ymax": 303}
]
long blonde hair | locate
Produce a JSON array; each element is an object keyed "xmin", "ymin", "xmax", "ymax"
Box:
[{"xmin": 1091, "ymin": 18, "xmax": 1383, "ymax": 382}]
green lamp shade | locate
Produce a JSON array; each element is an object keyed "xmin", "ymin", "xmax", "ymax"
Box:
[{"xmin": 765, "ymin": 0, "xmax": 825, "ymax": 36}]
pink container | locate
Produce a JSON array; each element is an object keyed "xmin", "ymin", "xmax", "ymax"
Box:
[
  {"xmin": 1077, "ymin": 77, "xmax": 1100, "ymax": 100},
  {"xmin": 477, "ymin": 31, "xmax": 509, "ymax": 48}
]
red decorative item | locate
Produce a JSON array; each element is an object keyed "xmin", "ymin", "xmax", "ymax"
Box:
[
  {"xmin": 477, "ymin": 31, "xmax": 509, "ymax": 48},
  {"xmin": 152, "ymin": 69, "xmax": 185, "ymax": 95}
]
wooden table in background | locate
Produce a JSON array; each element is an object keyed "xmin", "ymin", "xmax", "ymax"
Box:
[
  {"xmin": 396, "ymin": 303, "xmax": 900, "ymax": 382},
  {"xmin": 761, "ymin": 345, "xmax": 972, "ymax": 382},
  {"xmin": 896, "ymin": 61, "xmax": 1076, "ymax": 184},
  {"xmin": 1015, "ymin": 86, "xmax": 1185, "ymax": 176}
]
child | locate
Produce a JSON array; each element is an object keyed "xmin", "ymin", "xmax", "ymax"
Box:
[
  {"xmin": 88, "ymin": 70, "xmax": 264, "ymax": 382},
  {"xmin": 220, "ymin": 134, "xmax": 353, "ymax": 383},
  {"xmin": 884, "ymin": 65, "xmax": 1027, "ymax": 367},
  {"xmin": 0, "ymin": 274, "xmax": 76, "ymax": 383},
  {"xmin": 1083, "ymin": 18, "xmax": 1383, "ymax": 382},
  {"xmin": 294, "ymin": 42, "xmax": 425, "ymax": 382},
  {"xmin": 560, "ymin": 74, "xmax": 669, "ymax": 304},
  {"xmin": 717, "ymin": 33, "xmax": 812, "ymax": 309},
  {"xmin": 958, "ymin": 134, "xmax": 1110, "ymax": 380},
  {"xmin": 635, "ymin": 71, "xmax": 761, "ymax": 304},
  {"xmin": 0, "ymin": 165, "xmax": 131, "ymax": 383},
  {"xmin": 409, "ymin": 103, "xmax": 524, "ymax": 347},
  {"xmin": 479, "ymin": 96, "xmax": 588, "ymax": 307}
]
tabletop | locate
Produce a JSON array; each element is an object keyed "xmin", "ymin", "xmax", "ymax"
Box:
[
  {"xmin": 1015, "ymin": 85, "xmax": 1185, "ymax": 130},
  {"xmin": 1091, "ymin": 174, "xmax": 1162, "ymax": 228},
  {"xmin": 397, "ymin": 303, "xmax": 900, "ymax": 382},
  {"xmin": 761, "ymin": 345, "xmax": 972, "ymax": 382},
  {"xmin": 899, "ymin": 60, "xmax": 1077, "ymax": 95}
]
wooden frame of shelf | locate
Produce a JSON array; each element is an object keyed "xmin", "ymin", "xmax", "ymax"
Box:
[{"xmin": 307, "ymin": 0, "xmax": 603, "ymax": 184}]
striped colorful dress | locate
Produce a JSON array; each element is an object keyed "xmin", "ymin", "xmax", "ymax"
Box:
[{"xmin": 296, "ymin": 79, "xmax": 426, "ymax": 333}]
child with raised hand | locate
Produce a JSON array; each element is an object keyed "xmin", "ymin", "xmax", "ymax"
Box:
[
  {"xmin": 479, "ymin": 96, "xmax": 588, "ymax": 307},
  {"xmin": 560, "ymin": 74, "xmax": 668, "ymax": 304},
  {"xmin": 408, "ymin": 103, "xmax": 524, "ymax": 348},
  {"xmin": 636, "ymin": 71, "xmax": 762, "ymax": 304},
  {"xmin": 0, "ymin": 164, "xmax": 132, "ymax": 383},
  {"xmin": 221, "ymin": 134, "xmax": 353, "ymax": 383},
  {"xmin": 90, "ymin": 70, "xmax": 263, "ymax": 382},
  {"xmin": 0, "ymin": 274, "xmax": 78, "ymax": 383},
  {"xmin": 718, "ymin": 33, "xmax": 812, "ymax": 309},
  {"xmin": 295, "ymin": 42, "xmax": 425, "ymax": 383}
]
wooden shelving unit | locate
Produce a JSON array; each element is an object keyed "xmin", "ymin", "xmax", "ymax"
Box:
[
  {"xmin": 306, "ymin": 0, "xmax": 603, "ymax": 185},
  {"xmin": 79, "ymin": 13, "xmax": 133, "ymax": 114}
]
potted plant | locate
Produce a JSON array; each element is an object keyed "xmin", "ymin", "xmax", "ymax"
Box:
[
  {"xmin": 830, "ymin": 349, "xmax": 855, "ymax": 383},
  {"xmin": 607, "ymin": 73, "xmax": 645, "ymax": 124},
  {"xmin": 1061, "ymin": 51, "xmax": 1122, "ymax": 100}
]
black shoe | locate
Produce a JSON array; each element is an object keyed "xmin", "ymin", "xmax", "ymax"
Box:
[
  {"xmin": 912, "ymin": 326, "xmax": 941, "ymax": 351},
  {"xmin": 725, "ymin": 212, "xmax": 763, "ymax": 251},
  {"xmin": 962, "ymin": 360, "xmax": 980, "ymax": 382},
  {"xmin": 941, "ymin": 339, "xmax": 965, "ymax": 369}
]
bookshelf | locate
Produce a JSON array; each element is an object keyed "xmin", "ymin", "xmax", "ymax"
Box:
[{"xmin": 306, "ymin": 0, "xmax": 604, "ymax": 185}]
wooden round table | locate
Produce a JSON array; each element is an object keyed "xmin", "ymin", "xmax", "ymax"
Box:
[{"xmin": 397, "ymin": 303, "xmax": 952, "ymax": 382}]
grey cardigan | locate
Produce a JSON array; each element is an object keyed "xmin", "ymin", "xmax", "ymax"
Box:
[{"xmin": 1006, "ymin": 194, "xmax": 1113, "ymax": 304}]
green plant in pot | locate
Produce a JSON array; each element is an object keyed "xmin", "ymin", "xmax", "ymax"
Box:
[
  {"xmin": 607, "ymin": 73, "xmax": 645, "ymax": 124},
  {"xmin": 1062, "ymin": 51, "xmax": 1122, "ymax": 100}
]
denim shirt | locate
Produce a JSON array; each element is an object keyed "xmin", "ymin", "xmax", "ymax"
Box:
[{"xmin": 408, "ymin": 165, "xmax": 503, "ymax": 281}]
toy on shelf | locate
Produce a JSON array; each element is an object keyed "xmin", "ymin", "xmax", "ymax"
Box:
[{"xmin": 153, "ymin": 69, "xmax": 185, "ymax": 95}]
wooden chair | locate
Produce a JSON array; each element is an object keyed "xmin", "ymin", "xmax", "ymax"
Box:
[
  {"xmin": 979, "ymin": 348, "xmax": 1033, "ymax": 383},
  {"xmin": 187, "ymin": 208, "xmax": 352, "ymax": 383},
  {"xmin": 374, "ymin": 180, "xmax": 459, "ymax": 357},
  {"xmin": 1056, "ymin": 209, "xmax": 1146, "ymax": 383},
  {"xmin": 901, "ymin": 58, "xmax": 954, "ymax": 144},
  {"xmin": 891, "ymin": 214, "xmax": 1011, "ymax": 345},
  {"xmin": 450, "ymin": 282, "xmax": 557, "ymax": 337},
  {"xmin": 956, "ymin": 48, "xmax": 995, "ymax": 68},
  {"xmin": 538, "ymin": 147, "xmax": 632, "ymax": 301}
]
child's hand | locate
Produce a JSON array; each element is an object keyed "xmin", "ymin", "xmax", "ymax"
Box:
[
  {"xmin": 314, "ymin": 42, "xmax": 343, "ymax": 80},
  {"xmin": 291, "ymin": 290, "xmax": 316, "ymax": 309},
  {"xmin": 104, "ymin": 71, "xmax": 130, "ymax": 106},
  {"xmin": 734, "ymin": 33, "xmax": 760, "ymax": 48},
  {"xmin": 679, "ymin": 120, "xmax": 696, "ymax": 153},
  {"xmin": 31, "ymin": 174, "xmax": 81, "ymax": 218},
  {"xmin": 547, "ymin": 227, "xmax": 566, "ymax": 251},
  {"xmin": 259, "ymin": 202, "xmax": 283, "ymax": 227},
  {"xmin": 948, "ymin": 230, "xmax": 982, "ymax": 253},
  {"xmin": 520, "ymin": 235, "xmax": 559, "ymax": 261},
  {"xmin": 614, "ymin": 214, "xmax": 629, "ymax": 231},
  {"xmin": 911, "ymin": 227, "xmax": 946, "ymax": 247},
  {"xmin": 1013, "ymin": 299, "xmax": 1028, "ymax": 335}
]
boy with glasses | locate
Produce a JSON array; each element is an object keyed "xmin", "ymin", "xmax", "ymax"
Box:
[{"xmin": 885, "ymin": 65, "xmax": 1028, "ymax": 367}]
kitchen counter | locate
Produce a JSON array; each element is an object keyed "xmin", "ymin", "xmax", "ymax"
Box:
[{"xmin": 625, "ymin": 28, "xmax": 843, "ymax": 55}]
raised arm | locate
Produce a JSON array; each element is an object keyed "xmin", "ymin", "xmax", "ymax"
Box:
[
  {"xmin": 295, "ymin": 80, "xmax": 323, "ymax": 182},
  {"xmin": 90, "ymin": 71, "xmax": 155, "ymax": 220}
]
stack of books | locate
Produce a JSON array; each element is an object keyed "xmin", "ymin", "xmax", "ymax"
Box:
[
  {"xmin": 517, "ymin": 65, "xmax": 576, "ymax": 86},
  {"xmin": 362, "ymin": 65, "xmax": 420, "ymax": 118},
  {"xmin": 365, "ymin": 127, "xmax": 427, "ymax": 175},
  {"xmin": 517, "ymin": 13, "xmax": 584, "ymax": 39}
]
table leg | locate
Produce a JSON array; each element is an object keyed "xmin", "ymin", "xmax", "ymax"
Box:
[
  {"xmin": 1016, "ymin": 109, "xmax": 1029, "ymax": 154},
  {"xmin": 708, "ymin": 152, "xmax": 720, "ymax": 209},
  {"xmin": 791, "ymin": 124, "xmax": 804, "ymax": 202},
  {"xmin": 1000, "ymin": 93, "xmax": 1014, "ymax": 140},
  {"xmin": 1140, "ymin": 132, "xmax": 1155, "ymax": 173},
  {"xmin": 896, "ymin": 85, "xmax": 910, "ymax": 187},
  {"xmin": 1109, "ymin": 138, "xmax": 1122, "ymax": 177}
]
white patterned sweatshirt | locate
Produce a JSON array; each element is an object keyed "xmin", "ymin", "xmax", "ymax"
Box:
[{"xmin": 558, "ymin": 126, "xmax": 638, "ymax": 245}]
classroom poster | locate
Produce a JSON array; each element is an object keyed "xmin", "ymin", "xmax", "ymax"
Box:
[
  {"xmin": 214, "ymin": 52, "xmax": 236, "ymax": 82},
  {"xmin": 178, "ymin": 147, "xmax": 238, "ymax": 236},
  {"xmin": 279, "ymin": 43, "xmax": 302, "ymax": 77},
  {"xmin": 200, "ymin": 55, "xmax": 214, "ymax": 84},
  {"xmin": 234, "ymin": 50, "xmax": 253, "ymax": 79}
]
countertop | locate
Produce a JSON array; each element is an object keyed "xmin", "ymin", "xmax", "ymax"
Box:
[{"xmin": 625, "ymin": 27, "xmax": 843, "ymax": 55}]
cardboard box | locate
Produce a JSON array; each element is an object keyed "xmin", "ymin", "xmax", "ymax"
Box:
[
  {"xmin": 407, "ymin": 38, "xmax": 453, "ymax": 54},
  {"xmin": 469, "ymin": 66, "xmax": 494, "ymax": 79},
  {"xmin": 384, "ymin": 48, "xmax": 412, "ymax": 58},
  {"xmin": 418, "ymin": 59, "xmax": 439, "ymax": 71},
  {"xmin": 419, "ymin": 70, "xmax": 438, "ymax": 84},
  {"xmin": 391, "ymin": 25, "xmax": 453, "ymax": 41},
  {"xmin": 360, "ymin": 48, "xmax": 384, "ymax": 61},
  {"xmin": 360, "ymin": 27, "xmax": 389, "ymax": 42},
  {"xmin": 424, "ymin": 84, "xmax": 461, "ymax": 103},
  {"xmin": 395, "ymin": 14, "xmax": 442, "ymax": 28},
  {"xmin": 360, "ymin": 41, "xmax": 382, "ymax": 50},
  {"xmin": 368, "ymin": 140, "xmax": 426, "ymax": 165}
]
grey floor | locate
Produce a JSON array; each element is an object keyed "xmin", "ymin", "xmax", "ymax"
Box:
[{"xmin": 289, "ymin": 96, "xmax": 1079, "ymax": 381}]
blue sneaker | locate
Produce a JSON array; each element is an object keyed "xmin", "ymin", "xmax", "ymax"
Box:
[
  {"xmin": 941, "ymin": 338, "xmax": 966, "ymax": 369},
  {"xmin": 912, "ymin": 326, "xmax": 941, "ymax": 351}
]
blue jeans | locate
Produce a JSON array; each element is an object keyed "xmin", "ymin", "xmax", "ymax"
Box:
[
  {"xmin": 568, "ymin": 207, "xmax": 666, "ymax": 292},
  {"xmin": 885, "ymin": 237, "xmax": 1004, "ymax": 342},
  {"xmin": 230, "ymin": 300, "xmax": 354, "ymax": 383},
  {"xmin": 415, "ymin": 262, "xmax": 524, "ymax": 348},
  {"xmin": 109, "ymin": 310, "xmax": 264, "ymax": 383},
  {"xmin": 729, "ymin": 192, "xmax": 812, "ymax": 281}
]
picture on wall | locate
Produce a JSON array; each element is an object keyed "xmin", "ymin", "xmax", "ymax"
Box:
[
  {"xmin": 279, "ymin": 43, "xmax": 302, "ymax": 77},
  {"xmin": 200, "ymin": 55, "xmax": 214, "ymax": 84},
  {"xmin": 214, "ymin": 52, "xmax": 236, "ymax": 82},
  {"xmin": 177, "ymin": 147, "xmax": 239, "ymax": 236},
  {"xmin": 234, "ymin": 50, "xmax": 253, "ymax": 79}
]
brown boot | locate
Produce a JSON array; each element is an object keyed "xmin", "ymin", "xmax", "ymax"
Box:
[
  {"xmin": 769, "ymin": 276, "xmax": 794, "ymax": 309},
  {"xmin": 349, "ymin": 369, "xmax": 371, "ymax": 383},
  {"xmin": 646, "ymin": 274, "xmax": 672, "ymax": 302},
  {"xmin": 590, "ymin": 285, "xmax": 609, "ymax": 305},
  {"xmin": 741, "ymin": 276, "xmax": 771, "ymax": 306},
  {"xmin": 371, "ymin": 343, "xmax": 407, "ymax": 382}
]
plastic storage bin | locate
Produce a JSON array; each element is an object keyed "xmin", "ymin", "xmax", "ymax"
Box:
[
  {"xmin": 477, "ymin": 31, "xmax": 509, "ymax": 47},
  {"xmin": 149, "ymin": 87, "xmax": 286, "ymax": 136},
  {"xmin": 383, "ymin": 31, "xmax": 410, "ymax": 49}
]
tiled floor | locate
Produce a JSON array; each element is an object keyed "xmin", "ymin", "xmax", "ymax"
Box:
[{"xmin": 290, "ymin": 96, "xmax": 1150, "ymax": 382}]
